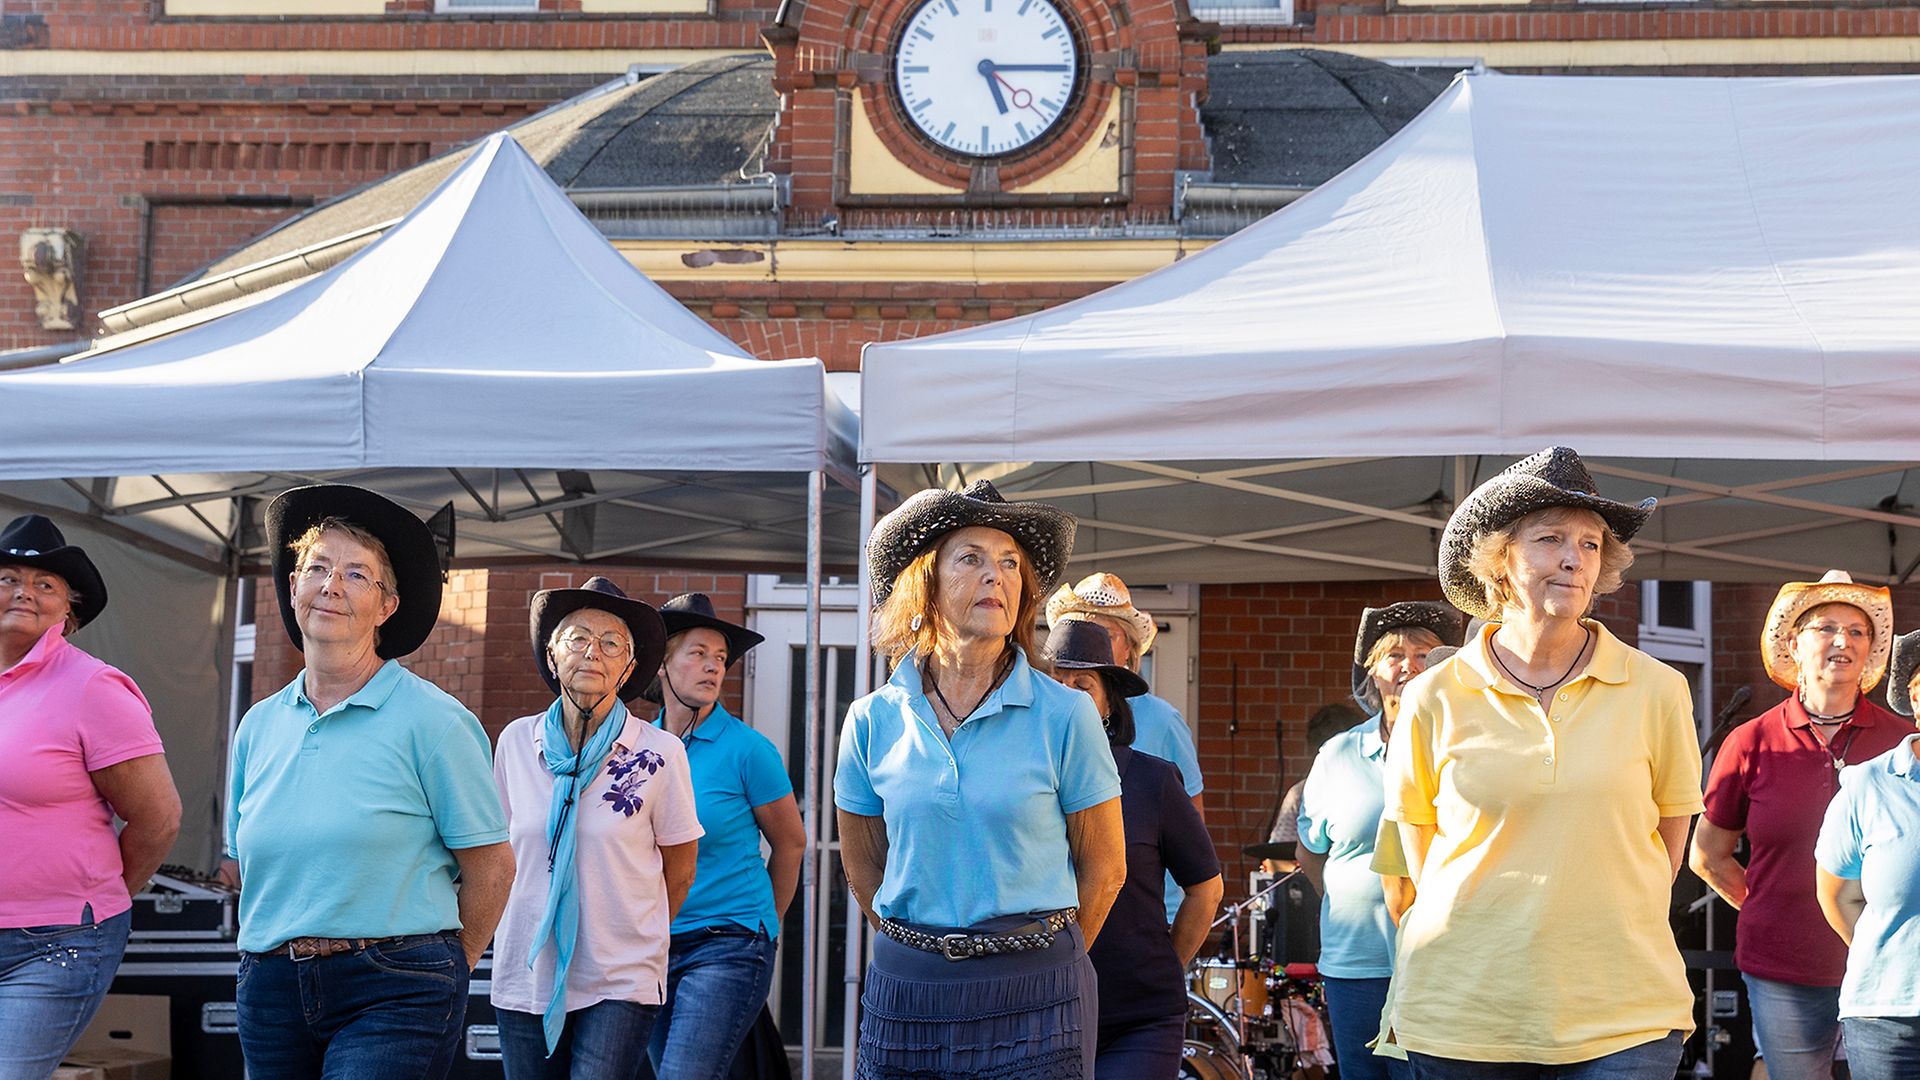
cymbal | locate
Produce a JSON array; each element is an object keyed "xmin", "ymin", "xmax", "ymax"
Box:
[{"xmin": 1241, "ymin": 841, "xmax": 1292, "ymax": 860}]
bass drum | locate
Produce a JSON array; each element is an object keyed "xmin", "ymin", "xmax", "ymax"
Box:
[{"xmin": 1178, "ymin": 1040, "xmax": 1247, "ymax": 1080}]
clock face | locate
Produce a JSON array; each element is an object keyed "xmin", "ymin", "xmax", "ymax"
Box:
[{"xmin": 892, "ymin": 0, "xmax": 1080, "ymax": 158}]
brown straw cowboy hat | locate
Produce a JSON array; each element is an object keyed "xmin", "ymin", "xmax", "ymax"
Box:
[
  {"xmin": 1760, "ymin": 570, "xmax": 1893, "ymax": 692},
  {"xmin": 1045, "ymin": 572, "xmax": 1158, "ymax": 658}
]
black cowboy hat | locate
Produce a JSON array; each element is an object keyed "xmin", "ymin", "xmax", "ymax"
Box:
[
  {"xmin": 867, "ymin": 479, "xmax": 1076, "ymax": 606},
  {"xmin": 641, "ymin": 592, "xmax": 765, "ymax": 704},
  {"xmin": 529, "ymin": 576, "xmax": 668, "ymax": 704},
  {"xmin": 1439, "ymin": 446, "xmax": 1656, "ymax": 619},
  {"xmin": 0, "ymin": 514, "xmax": 108, "ymax": 629},
  {"xmin": 1046, "ymin": 619, "xmax": 1150, "ymax": 699},
  {"xmin": 266, "ymin": 484, "xmax": 448, "ymax": 660},
  {"xmin": 1888, "ymin": 628, "xmax": 1920, "ymax": 718},
  {"xmin": 1351, "ymin": 601, "xmax": 1466, "ymax": 711}
]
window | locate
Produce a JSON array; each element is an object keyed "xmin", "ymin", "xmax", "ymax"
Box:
[
  {"xmin": 1188, "ymin": 0, "xmax": 1293, "ymax": 25},
  {"xmin": 435, "ymin": 0, "xmax": 539, "ymax": 11},
  {"xmin": 1640, "ymin": 581, "xmax": 1712, "ymax": 739}
]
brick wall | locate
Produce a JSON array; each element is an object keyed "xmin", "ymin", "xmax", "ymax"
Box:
[{"xmin": 249, "ymin": 566, "xmax": 748, "ymax": 743}]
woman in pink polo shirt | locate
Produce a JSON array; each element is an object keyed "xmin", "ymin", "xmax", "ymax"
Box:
[
  {"xmin": 1691, "ymin": 571, "xmax": 1912, "ymax": 1080},
  {"xmin": 491, "ymin": 576, "xmax": 703, "ymax": 1079},
  {"xmin": 0, "ymin": 514, "xmax": 181, "ymax": 1080}
]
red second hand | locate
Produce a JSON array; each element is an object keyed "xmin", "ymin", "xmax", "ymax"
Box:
[{"xmin": 992, "ymin": 72, "xmax": 1046, "ymax": 118}]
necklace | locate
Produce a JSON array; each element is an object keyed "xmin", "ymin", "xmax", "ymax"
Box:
[
  {"xmin": 1806, "ymin": 714, "xmax": 1861, "ymax": 772},
  {"xmin": 1800, "ymin": 695, "xmax": 1858, "ymax": 723},
  {"xmin": 1490, "ymin": 625, "xmax": 1593, "ymax": 698},
  {"xmin": 926, "ymin": 651, "xmax": 1013, "ymax": 730}
]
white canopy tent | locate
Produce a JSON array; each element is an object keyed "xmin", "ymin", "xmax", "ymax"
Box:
[
  {"xmin": 859, "ymin": 73, "xmax": 1920, "ymax": 587},
  {"xmin": 0, "ymin": 133, "xmax": 853, "ymax": 1078}
]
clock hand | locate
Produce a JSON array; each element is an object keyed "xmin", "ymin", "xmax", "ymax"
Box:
[
  {"xmin": 976, "ymin": 58, "xmax": 1009, "ymax": 114},
  {"xmin": 988, "ymin": 64, "xmax": 1071, "ymax": 72},
  {"xmin": 992, "ymin": 71, "xmax": 1047, "ymax": 119}
]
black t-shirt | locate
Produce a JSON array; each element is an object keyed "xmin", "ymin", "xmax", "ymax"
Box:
[{"xmin": 1088, "ymin": 744, "xmax": 1222, "ymax": 1026}]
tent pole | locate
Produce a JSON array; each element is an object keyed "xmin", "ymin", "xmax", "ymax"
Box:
[
  {"xmin": 845, "ymin": 465, "xmax": 877, "ymax": 1080},
  {"xmin": 803, "ymin": 469, "xmax": 824, "ymax": 1080}
]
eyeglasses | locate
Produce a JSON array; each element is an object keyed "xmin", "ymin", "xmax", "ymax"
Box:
[
  {"xmin": 1802, "ymin": 623, "xmax": 1870, "ymax": 642},
  {"xmin": 294, "ymin": 563, "xmax": 389, "ymax": 596},
  {"xmin": 0, "ymin": 573, "xmax": 66, "ymax": 603},
  {"xmin": 557, "ymin": 632, "xmax": 632, "ymax": 658}
]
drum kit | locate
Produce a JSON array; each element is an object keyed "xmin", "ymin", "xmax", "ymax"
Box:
[{"xmin": 1178, "ymin": 844, "xmax": 1335, "ymax": 1080}]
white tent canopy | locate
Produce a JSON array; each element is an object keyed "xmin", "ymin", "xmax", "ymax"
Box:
[{"xmin": 860, "ymin": 74, "xmax": 1920, "ymax": 585}]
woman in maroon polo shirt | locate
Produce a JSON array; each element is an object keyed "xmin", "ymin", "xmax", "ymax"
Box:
[{"xmin": 1690, "ymin": 571, "xmax": 1915, "ymax": 1080}]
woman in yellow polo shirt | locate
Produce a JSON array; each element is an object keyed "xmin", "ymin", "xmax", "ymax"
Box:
[{"xmin": 1380, "ymin": 446, "xmax": 1705, "ymax": 1079}]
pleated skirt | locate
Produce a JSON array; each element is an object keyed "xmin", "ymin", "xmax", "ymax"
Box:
[{"xmin": 855, "ymin": 914, "xmax": 1098, "ymax": 1080}]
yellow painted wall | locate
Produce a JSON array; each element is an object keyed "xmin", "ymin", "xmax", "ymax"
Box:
[
  {"xmin": 847, "ymin": 89, "xmax": 969, "ymax": 196},
  {"xmin": 1233, "ymin": 37, "xmax": 1920, "ymax": 67},
  {"xmin": 612, "ymin": 237, "xmax": 1205, "ymax": 282},
  {"xmin": 0, "ymin": 48, "xmax": 746, "ymax": 77},
  {"xmin": 1005, "ymin": 94, "xmax": 1122, "ymax": 195}
]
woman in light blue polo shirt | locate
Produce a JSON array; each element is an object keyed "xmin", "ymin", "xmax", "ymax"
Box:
[
  {"xmin": 1297, "ymin": 601, "xmax": 1461, "ymax": 1080},
  {"xmin": 1812, "ymin": 632, "xmax": 1920, "ymax": 1080},
  {"xmin": 647, "ymin": 592, "xmax": 806, "ymax": 1080},
  {"xmin": 836, "ymin": 480, "xmax": 1127, "ymax": 1080}
]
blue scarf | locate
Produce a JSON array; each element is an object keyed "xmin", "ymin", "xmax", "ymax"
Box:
[{"xmin": 529, "ymin": 695, "xmax": 627, "ymax": 1054}]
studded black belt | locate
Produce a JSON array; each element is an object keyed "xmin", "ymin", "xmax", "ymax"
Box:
[{"xmin": 878, "ymin": 908, "xmax": 1077, "ymax": 961}]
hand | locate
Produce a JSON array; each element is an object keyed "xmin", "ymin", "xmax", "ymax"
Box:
[{"xmin": 976, "ymin": 59, "xmax": 1008, "ymax": 114}]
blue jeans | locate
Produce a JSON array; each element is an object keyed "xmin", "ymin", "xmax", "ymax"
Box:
[
  {"xmin": 499, "ymin": 1000, "xmax": 660, "ymax": 1080},
  {"xmin": 647, "ymin": 926, "xmax": 777, "ymax": 1080},
  {"xmin": 237, "ymin": 932, "xmax": 470, "ymax": 1080},
  {"xmin": 1742, "ymin": 974, "xmax": 1841, "ymax": 1080},
  {"xmin": 1323, "ymin": 976, "xmax": 1410, "ymax": 1080},
  {"xmin": 1095, "ymin": 1012, "xmax": 1185, "ymax": 1080},
  {"xmin": 0, "ymin": 906, "xmax": 130, "ymax": 1080},
  {"xmin": 1404, "ymin": 1031, "xmax": 1684, "ymax": 1080},
  {"xmin": 1841, "ymin": 1017, "xmax": 1920, "ymax": 1080}
]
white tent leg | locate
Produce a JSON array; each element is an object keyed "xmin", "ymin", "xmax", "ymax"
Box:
[
  {"xmin": 803, "ymin": 470, "xmax": 824, "ymax": 1080},
  {"xmin": 845, "ymin": 465, "xmax": 877, "ymax": 1080}
]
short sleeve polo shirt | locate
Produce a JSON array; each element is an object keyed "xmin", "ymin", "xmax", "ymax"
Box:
[
  {"xmin": 1297, "ymin": 714, "xmax": 1396, "ymax": 978},
  {"xmin": 225, "ymin": 661, "xmax": 508, "ymax": 953},
  {"xmin": 1129, "ymin": 691, "xmax": 1204, "ymax": 920},
  {"xmin": 1815, "ymin": 734, "xmax": 1920, "ymax": 1019},
  {"xmin": 1702, "ymin": 695, "xmax": 1912, "ymax": 986},
  {"xmin": 835, "ymin": 648, "xmax": 1122, "ymax": 929},
  {"xmin": 1379, "ymin": 620, "xmax": 1704, "ymax": 1065},
  {"xmin": 658, "ymin": 703, "xmax": 793, "ymax": 937}
]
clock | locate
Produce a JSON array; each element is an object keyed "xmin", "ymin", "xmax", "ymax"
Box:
[{"xmin": 891, "ymin": 0, "xmax": 1080, "ymax": 158}]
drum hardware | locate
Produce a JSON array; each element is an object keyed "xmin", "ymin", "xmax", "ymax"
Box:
[{"xmin": 1190, "ymin": 870, "xmax": 1334, "ymax": 1079}]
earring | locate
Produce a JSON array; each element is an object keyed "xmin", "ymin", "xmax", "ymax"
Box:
[{"xmin": 910, "ymin": 613, "xmax": 924, "ymax": 632}]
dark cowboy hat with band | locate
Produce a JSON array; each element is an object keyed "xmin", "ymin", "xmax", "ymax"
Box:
[
  {"xmin": 1045, "ymin": 619, "xmax": 1150, "ymax": 699},
  {"xmin": 1351, "ymin": 601, "xmax": 1466, "ymax": 711},
  {"xmin": 0, "ymin": 514, "xmax": 108, "ymax": 629},
  {"xmin": 867, "ymin": 479, "xmax": 1077, "ymax": 606},
  {"xmin": 1439, "ymin": 446, "xmax": 1657, "ymax": 620},
  {"xmin": 1887, "ymin": 628, "xmax": 1920, "ymax": 718},
  {"xmin": 641, "ymin": 592, "xmax": 764, "ymax": 704},
  {"xmin": 266, "ymin": 484, "xmax": 446, "ymax": 659},
  {"xmin": 529, "ymin": 576, "xmax": 668, "ymax": 703}
]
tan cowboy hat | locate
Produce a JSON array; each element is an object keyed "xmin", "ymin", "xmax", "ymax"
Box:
[
  {"xmin": 1760, "ymin": 570, "xmax": 1893, "ymax": 691},
  {"xmin": 1046, "ymin": 572, "xmax": 1157, "ymax": 657}
]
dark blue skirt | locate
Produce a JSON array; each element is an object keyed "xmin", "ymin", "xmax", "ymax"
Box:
[{"xmin": 856, "ymin": 914, "xmax": 1097, "ymax": 1080}]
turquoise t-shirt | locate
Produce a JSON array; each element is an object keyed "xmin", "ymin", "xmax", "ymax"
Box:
[
  {"xmin": 225, "ymin": 661, "xmax": 507, "ymax": 953},
  {"xmin": 1814, "ymin": 734, "xmax": 1920, "ymax": 1019},
  {"xmin": 1130, "ymin": 692, "xmax": 1204, "ymax": 921},
  {"xmin": 835, "ymin": 648, "xmax": 1122, "ymax": 929},
  {"xmin": 1297, "ymin": 714, "xmax": 1396, "ymax": 979},
  {"xmin": 658, "ymin": 703, "xmax": 793, "ymax": 937}
]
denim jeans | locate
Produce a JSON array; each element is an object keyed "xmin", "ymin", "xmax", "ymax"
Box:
[
  {"xmin": 499, "ymin": 999, "xmax": 660, "ymax": 1080},
  {"xmin": 237, "ymin": 932, "xmax": 470, "ymax": 1080},
  {"xmin": 1094, "ymin": 1012, "xmax": 1185, "ymax": 1080},
  {"xmin": 647, "ymin": 926, "xmax": 777, "ymax": 1080},
  {"xmin": 1840, "ymin": 1017, "xmax": 1920, "ymax": 1080},
  {"xmin": 1742, "ymin": 974, "xmax": 1842, "ymax": 1080},
  {"xmin": 1404, "ymin": 1031, "xmax": 1685, "ymax": 1080},
  {"xmin": 0, "ymin": 906, "xmax": 130, "ymax": 1080},
  {"xmin": 1323, "ymin": 976, "xmax": 1411, "ymax": 1080}
]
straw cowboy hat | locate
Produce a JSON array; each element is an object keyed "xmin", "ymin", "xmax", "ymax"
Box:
[
  {"xmin": 1351, "ymin": 601, "xmax": 1466, "ymax": 711},
  {"xmin": 866, "ymin": 479, "xmax": 1076, "ymax": 606},
  {"xmin": 1760, "ymin": 570, "xmax": 1893, "ymax": 691},
  {"xmin": 529, "ymin": 576, "xmax": 668, "ymax": 703},
  {"xmin": 266, "ymin": 484, "xmax": 447, "ymax": 659},
  {"xmin": 1046, "ymin": 572, "xmax": 1158, "ymax": 658},
  {"xmin": 1045, "ymin": 619, "xmax": 1150, "ymax": 699},
  {"xmin": 1439, "ymin": 446, "xmax": 1657, "ymax": 620},
  {"xmin": 1886, "ymin": 628, "xmax": 1920, "ymax": 717},
  {"xmin": 0, "ymin": 514, "xmax": 108, "ymax": 629}
]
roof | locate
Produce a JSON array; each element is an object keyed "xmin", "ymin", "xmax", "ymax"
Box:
[
  {"xmin": 196, "ymin": 54, "xmax": 776, "ymax": 281},
  {"xmin": 1202, "ymin": 49, "xmax": 1452, "ymax": 186}
]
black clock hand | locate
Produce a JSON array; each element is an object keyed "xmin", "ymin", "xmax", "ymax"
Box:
[{"xmin": 976, "ymin": 59, "xmax": 1009, "ymax": 114}]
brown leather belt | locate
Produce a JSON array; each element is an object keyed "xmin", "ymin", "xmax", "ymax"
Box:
[{"xmin": 273, "ymin": 931, "xmax": 454, "ymax": 961}]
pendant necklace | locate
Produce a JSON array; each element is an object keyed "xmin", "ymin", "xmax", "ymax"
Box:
[
  {"xmin": 1491, "ymin": 625, "xmax": 1593, "ymax": 700},
  {"xmin": 1802, "ymin": 695, "xmax": 1860, "ymax": 770},
  {"xmin": 926, "ymin": 651, "xmax": 1013, "ymax": 731}
]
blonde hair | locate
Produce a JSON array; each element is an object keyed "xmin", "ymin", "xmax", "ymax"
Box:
[
  {"xmin": 871, "ymin": 531, "xmax": 1045, "ymax": 665},
  {"xmin": 288, "ymin": 517, "xmax": 398, "ymax": 595},
  {"xmin": 1465, "ymin": 506, "xmax": 1633, "ymax": 615},
  {"xmin": 1364, "ymin": 626, "xmax": 1445, "ymax": 672}
]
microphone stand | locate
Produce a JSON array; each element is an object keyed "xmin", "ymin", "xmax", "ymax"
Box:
[{"xmin": 1205, "ymin": 869, "xmax": 1299, "ymax": 1075}]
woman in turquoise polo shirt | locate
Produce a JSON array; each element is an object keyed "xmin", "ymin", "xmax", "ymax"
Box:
[
  {"xmin": 647, "ymin": 592, "xmax": 806, "ymax": 1080},
  {"xmin": 226, "ymin": 485, "xmax": 515, "ymax": 1080},
  {"xmin": 1298, "ymin": 600, "xmax": 1461, "ymax": 1080},
  {"xmin": 837, "ymin": 480, "xmax": 1127, "ymax": 1080}
]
